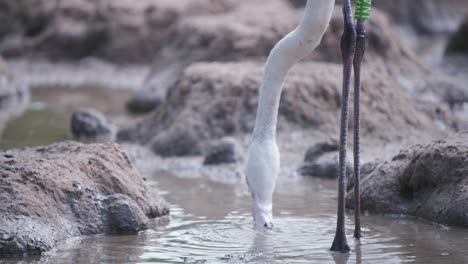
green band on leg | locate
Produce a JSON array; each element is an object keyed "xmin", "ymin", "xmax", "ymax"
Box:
[{"xmin": 355, "ymin": 0, "xmax": 372, "ymax": 21}]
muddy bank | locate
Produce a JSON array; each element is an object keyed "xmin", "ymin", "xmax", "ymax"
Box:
[
  {"xmin": 346, "ymin": 132, "xmax": 468, "ymax": 227},
  {"xmin": 0, "ymin": 141, "xmax": 169, "ymax": 255},
  {"xmin": 118, "ymin": 60, "xmax": 439, "ymax": 156}
]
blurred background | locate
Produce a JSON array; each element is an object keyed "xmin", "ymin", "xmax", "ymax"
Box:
[{"xmin": 0, "ymin": 0, "xmax": 467, "ymax": 151}]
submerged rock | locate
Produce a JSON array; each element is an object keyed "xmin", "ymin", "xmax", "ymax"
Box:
[
  {"xmin": 0, "ymin": 141, "xmax": 169, "ymax": 255},
  {"xmin": 118, "ymin": 61, "xmax": 438, "ymax": 156},
  {"xmin": 203, "ymin": 137, "xmax": 243, "ymax": 165},
  {"xmin": 346, "ymin": 132, "xmax": 468, "ymax": 227},
  {"xmin": 70, "ymin": 108, "xmax": 115, "ymax": 142}
]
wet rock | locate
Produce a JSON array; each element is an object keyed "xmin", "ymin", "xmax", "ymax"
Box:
[
  {"xmin": 118, "ymin": 61, "xmax": 438, "ymax": 155},
  {"xmin": 203, "ymin": 137, "xmax": 243, "ymax": 165},
  {"xmin": 298, "ymin": 139, "xmax": 352, "ymax": 179},
  {"xmin": 446, "ymin": 16, "xmax": 468, "ymax": 55},
  {"xmin": 103, "ymin": 194, "xmax": 149, "ymax": 233},
  {"xmin": 0, "ymin": 141, "xmax": 169, "ymax": 255},
  {"xmin": 70, "ymin": 108, "xmax": 115, "ymax": 142},
  {"xmin": 346, "ymin": 132, "xmax": 468, "ymax": 227},
  {"xmin": 0, "ymin": 57, "xmax": 30, "ymax": 131}
]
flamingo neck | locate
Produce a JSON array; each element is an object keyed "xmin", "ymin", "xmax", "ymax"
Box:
[
  {"xmin": 251, "ymin": 0, "xmax": 335, "ymax": 141},
  {"xmin": 252, "ymin": 66, "xmax": 286, "ymax": 140}
]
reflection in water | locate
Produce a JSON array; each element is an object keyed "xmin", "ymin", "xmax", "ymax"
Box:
[
  {"xmin": 0, "ymin": 86, "xmax": 132, "ymax": 150},
  {"xmin": 332, "ymin": 252, "xmax": 350, "ymax": 264},
  {"xmin": 250, "ymin": 231, "xmax": 275, "ymax": 263},
  {"xmin": 354, "ymin": 241, "xmax": 362, "ymax": 264}
]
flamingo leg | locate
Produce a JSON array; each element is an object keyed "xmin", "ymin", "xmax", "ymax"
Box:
[
  {"xmin": 353, "ymin": 19, "xmax": 366, "ymax": 240},
  {"xmin": 330, "ymin": 0, "xmax": 356, "ymax": 253}
]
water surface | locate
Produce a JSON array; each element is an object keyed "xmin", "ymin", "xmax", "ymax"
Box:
[{"xmin": 2, "ymin": 169, "xmax": 467, "ymax": 264}]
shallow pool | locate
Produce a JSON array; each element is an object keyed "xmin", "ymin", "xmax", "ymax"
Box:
[{"xmin": 1, "ymin": 87, "xmax": 467, "ymax": 264}]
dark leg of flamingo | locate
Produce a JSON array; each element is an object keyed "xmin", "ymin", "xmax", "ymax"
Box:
[
  {"xmin": 330, "ymin": 0, "xmax": 356, "ymax": 253},
  {"xmin": 353, "ymin": 19, "xmax": 366, "ymax": 240}
]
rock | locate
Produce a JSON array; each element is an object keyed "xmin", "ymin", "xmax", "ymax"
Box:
[
  {"xmin": 103, "ymin": 194, "xmax": 149, "ymax": 232},
  {"xmin": 0, "ymin": 0, "xmax": 237, "ymax": 62},
  {"xmin": 203, "ymin": 137, "xmax": 243, "ymax": 165},
  {"xmin": 151, "ymin": 128, "xmax": 202, "ymax": 157},
  {"xmin": 133, "ymin": 0, "xmax": 299, "ymax": 112},
  {"xmin": 346, "ymin": 160, "xmax": 382, "ymax": 192},
  {"xmin": 0, "ymin": 57, "xmax": 30, "ymax": 131},
  {"xmin": 298, "ymin": 152, "xmax": 353, "ymax": 179},
  {"xmin": 303, "ymin": 139, "xmax": 339, "ymax": 163},
  {"xmin": 70, "ymin": 108, "xmax": 115, "ymax": 142},
  {"xmin": 0, "ymin": 141, "xmax": 169, "ymax": 255},
  {"xmin": 446, "ymin": 16, "xmax": 468, "ymax": 55},
  {"xmin": 346, "ymin": 132, "xmax": 468, "ymax": 227},
  {"xmin": 126, "ymin": 93, "xmax": 164, "ymax": 114},
  {"xmin": 135, "ymin": 3, "xmax": 413, "ymax": 111},
  {"xmin": 373, "ymin": 0, "xmax": 468, "ymax": 35},
  {"xmin": 117, "ymin": 61, "xmax": 439, "ymax": 156},
  {"xmin": 298, "ymin": 139, "xmax": 351, "ymax": 179}
]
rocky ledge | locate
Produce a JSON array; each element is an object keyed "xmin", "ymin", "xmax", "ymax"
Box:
[
  {"xmin": 0, "ymin": 141, "xmax": 169, "ymax": 256},
  {"xmin": 346, "ymin": 132, "xmax": 468, "ymax": 227},
  {"xmin": 118, "ymin": 61, "xmax": 438, "ymax": 157}
]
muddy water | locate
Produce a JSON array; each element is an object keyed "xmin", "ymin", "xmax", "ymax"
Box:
[
  {"xmin": 1, "ymin": 88, "xmax": 468, "ymax": 264},
  {"xmin": 3, "ymin": 168, "xmax": 468, "ymax": 264},
  {"xmin": 0, "ymin": 87, "xmax": 132, "ymax": 149}
]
